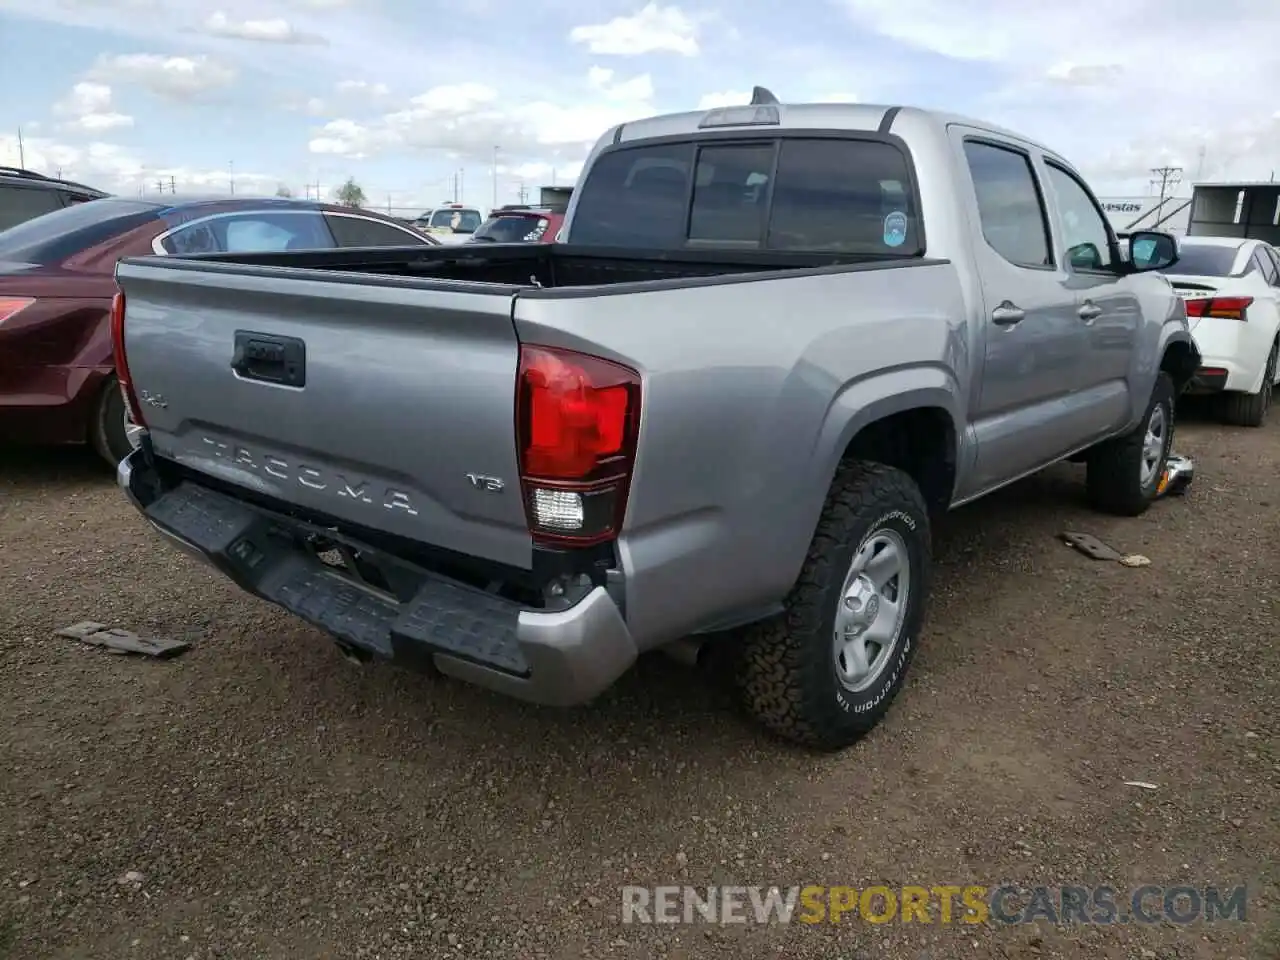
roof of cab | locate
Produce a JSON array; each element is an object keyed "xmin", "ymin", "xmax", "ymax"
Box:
[{"xmin": 608, "ymin": 101, "xmax": 1058, "ymax": 160}]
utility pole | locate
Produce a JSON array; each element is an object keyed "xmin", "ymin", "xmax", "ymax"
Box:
[
  {"xmin": 156, "ymin": 179, "xmax": 164, "ymax": 194},
  {"xmin": 229, "ymin": 160, "xmax": 235, "ymax": 195},
  {"xmin": 1150, "ymin": 165, "xmax": 1182, "ymax": 210},
  {"xmin": 1195, "ymin": 146, "xmax": 1207, "ymax": 182},
  {"xmin": 492, "ymin": 145, "xmax": 500, "ymax": 208},
  {"xmin": 517, "ymin": 181, "xmax": 528, "ymax": 204},
  {"xmin": 16, "ymin": 127, "xmax": 25, "ymax": 168},
  {"xmin": 169, "ymin": 175, "xmax": 176, "ymax": 194},
  {"xmin": 452, "ymin": 171, "xmax": 458, "ymax": 203},
  {"xmin": 459, "ymin": 168, "xmax": 465, "ymax": 204}
]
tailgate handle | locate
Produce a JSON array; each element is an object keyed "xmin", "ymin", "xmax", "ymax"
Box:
[{"xmin": 231, "ymin": 331, "xmax": 306, "ymax": 388}]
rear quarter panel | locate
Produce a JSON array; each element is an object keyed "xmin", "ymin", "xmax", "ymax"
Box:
[{"xmin": 514, "ymin": 262, "xmax": 969, "ymax": 647}]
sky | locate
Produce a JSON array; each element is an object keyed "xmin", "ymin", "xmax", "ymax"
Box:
[{"xmin": 1, "ymin": 0, "xmax": 1278, "ymax": 214}]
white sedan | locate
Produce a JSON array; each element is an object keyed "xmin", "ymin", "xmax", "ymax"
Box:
[{"xmin": 1165, "ymin": 236, "xmax": 1280, "ymax": 426}]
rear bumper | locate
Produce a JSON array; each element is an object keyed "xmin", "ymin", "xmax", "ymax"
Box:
[
  {"xmin": 1186, "ymin": 366, "xmax": 1231, "ymax": 394},
  {"xmin": 118, "ymin": 450, "xmax": 638, "ymax": 706}
]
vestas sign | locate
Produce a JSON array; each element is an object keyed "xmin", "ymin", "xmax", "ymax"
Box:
[{"xmin": 1100, "ymin": 201, "xmax": 1143, "ymax": 213}]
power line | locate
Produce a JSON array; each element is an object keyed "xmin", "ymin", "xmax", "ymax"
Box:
[{"xmin": 1150, "ymin": 165, "xmax": 1183, "ymax": 210}]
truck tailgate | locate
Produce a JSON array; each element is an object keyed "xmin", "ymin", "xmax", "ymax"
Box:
[{"xmin": 114, "ymin": 259, "xmax": 533, "ymax": 570}]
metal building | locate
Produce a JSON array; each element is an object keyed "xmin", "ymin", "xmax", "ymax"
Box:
[{"xmin": 1185, "ymin": 182, "xmax": 1280, "ymax": 243}]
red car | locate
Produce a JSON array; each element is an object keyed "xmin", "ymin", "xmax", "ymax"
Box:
[
  {"xmin": 0, "ymin": 196, "xmax": 438, "ymax": 465},
  {"xmin": 468, "ymin": 207, "xmax": 565, "ymax": 244}
]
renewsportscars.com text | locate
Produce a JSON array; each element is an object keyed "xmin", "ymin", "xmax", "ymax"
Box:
[{"xmin": 621, "ymin": 884, "xmax": 1248, "ymax": 926}]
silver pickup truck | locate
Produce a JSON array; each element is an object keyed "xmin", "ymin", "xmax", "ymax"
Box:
[{"xmin": 112, "ymin": 92, "xmax": 1199, "ymax": 750}]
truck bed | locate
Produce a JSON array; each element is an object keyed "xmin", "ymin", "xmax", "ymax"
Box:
[{"xmin": 166, "ymin": 242, "xmax": 927, "ymax": 293}]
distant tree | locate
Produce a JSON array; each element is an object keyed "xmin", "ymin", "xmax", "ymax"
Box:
[
  {"xmin": 275, "ymin": 184, "xmax": 293, "ymax": 197},
  {"xmin": 334, "ymin": 177, "xmax": 365, "ymax": 208}
]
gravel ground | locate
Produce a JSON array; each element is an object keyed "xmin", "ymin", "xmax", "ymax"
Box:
[{"xmin": 1, "ymin": 409, "xmax": 1277, "ymax": 960}]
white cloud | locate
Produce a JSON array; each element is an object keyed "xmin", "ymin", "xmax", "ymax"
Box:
[
  {"xmin": 52, "ymin": 81, "xmax": 134, "ymax": 133},
  {"xmin": 0, "ymin": 132, "xmax": 281, "ymax": 197},
  {"xmin": 569, "ymin": 3, "xmax": 700, "ymax": 57},
  {"xmin": 586, "ymin": 67, "xmax": 655, "ymax": 103},
  {"xmin": 838, "ymin": 0, "xmax": 1280, "ymax": 188},
  {"xmin": 335, "ymin": 79, "xmax": 390, "ymax": 99},
  {"xmin": 200, "ymin": 10, "xmax": 326, "ymax": 45},
  {"xmin": 90, "ymin": 53, "xmax": 237, "ymax": 100},
  {"xmin": 695, "ymin": 90, "xmax": 749, "ymax": 110}
]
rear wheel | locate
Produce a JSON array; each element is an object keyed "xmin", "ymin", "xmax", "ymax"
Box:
[
  {"xmin": 1219, "ymin": 339, "xmax": 1277, "ymax": 428},
  {"xmin": 89, "ymin": 375, "xmax": 136, "ymax": 468},
  {"xmin": 734, "ymin": 461, "xmax": 931, "ymax": 751}
]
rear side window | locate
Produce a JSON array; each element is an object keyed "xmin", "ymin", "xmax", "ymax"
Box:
[
  {"xmin": 569, "ymin": 138, "xmax": 922, "ymax": 254},
  {"xmin": 0, "ymin": 197, "xmax": 158, "ymax": 263},
  {"xmin": 1163, "ymin": 244, "xmax": 1240, "ymax": 277},
  {"xmin": 0, "ymin": 185, "xmax": 66, "ymax": 231},
  {"xmin": 962, "ymin": 141, "xmax": 1051, "ymax": 269},
  {"xmin": 325, "ymin": 214, "xmax": 428, "ymax": 247}
]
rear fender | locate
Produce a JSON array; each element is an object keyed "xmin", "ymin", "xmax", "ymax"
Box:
[{"xmin": 778, "ymin": 367, "xmax": 964, "ymax": 588}]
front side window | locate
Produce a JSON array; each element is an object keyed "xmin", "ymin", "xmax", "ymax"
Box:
[
  {"xmin": 570, "ymin": 137, "xmax": 922, "ymax": 254},
  {"xmin": 1044, "ymin": 162, "xmax": 1115, "ymax": 272}
]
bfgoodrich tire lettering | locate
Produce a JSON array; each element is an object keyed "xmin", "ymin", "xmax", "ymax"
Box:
[
  {"xmin": 735, "ymin": 461, "xmax": 931, "ymax": 751},
  {"xmin": 1085, "ymin": 372, "xmax": 1175, "ymax": 517}
]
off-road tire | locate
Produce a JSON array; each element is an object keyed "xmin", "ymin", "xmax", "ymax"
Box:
[
  {"xmin": 1085, "ymin": 372, "xmax": 1174, "ymax": 517},
  {"xmin": 89, "ymin": 375, "xmax": 133, "ymax": 468},
  {"xmin": 1219, "ymin": 339, "xmax": 1277, "ymax": 428},
  {"xmin": 734, "ymin": 461, "xmax": 931, "ymax": 751}
]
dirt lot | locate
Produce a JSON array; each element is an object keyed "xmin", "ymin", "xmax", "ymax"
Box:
[{"xmin": 1, "ymin": 411, "xmax": 1277, "ymax": 960}]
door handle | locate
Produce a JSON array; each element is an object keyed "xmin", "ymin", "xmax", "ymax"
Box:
[
  {"xmin": 1078, "ymin": 301, "xmax": 1103, "ymax": 323},
  {"xmin": 991, "ymin": 302, "xmax": 1026, "ymax": 326}
]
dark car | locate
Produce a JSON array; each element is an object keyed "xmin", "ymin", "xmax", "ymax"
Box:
[
  {"xmin": 468, "ymin": 208, "xmax": 564, "ymax": 244},
  {"xmin": 0, "ymin": 195, "xmax": 439, "ymax": 465},
  {"xmin": 0, "ymin": 166, "xmax": 109, "ymax": 232}
]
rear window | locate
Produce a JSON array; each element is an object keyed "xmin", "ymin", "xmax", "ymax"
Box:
[
  {"xmin": 0, "ymin": 197, "xmax": 158, "ymax": 263},
  {"xmin": 568, "ymin": 137, "xmax": 922, "ymax": 254},
  {"xmin": 472, "ymin": 214, "xmax": 551, "ymax": 243},
  {"xmin": 1165, "ymin": 243, "xmax": 1241, "ymax": 277},
  {"xmin": 428, "ymin": 209, "xmax": 482, "ymax": 233}
]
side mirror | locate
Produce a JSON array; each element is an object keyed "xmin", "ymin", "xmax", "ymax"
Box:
[
  {"xmin": 1067, "ymin": 242, "xmax": 1104, "ymax": 271},
  {"xmin": 1128, "ymin": 231, "xmax": 1178, "ymax": 272}
]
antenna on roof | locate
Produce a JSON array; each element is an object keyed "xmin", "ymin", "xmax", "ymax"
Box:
[{"xmin": 750, "ymin": 86, "xmax": 780, "ymax": 105}]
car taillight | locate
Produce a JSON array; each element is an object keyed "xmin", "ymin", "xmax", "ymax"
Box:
[
  {"xmin": 1184, "ymin": 296, "xmax": 1253, "ymax": 321},
  {"xmin": 516, "ymin": 345, "xmax": 641, "ymax": 546},
  {"xmin": 110, "ymin": 290, "xmax": 147, "ymax": 428},
  {"xmin": 0, "ymin": 297, "xmax": 35, "ymax": 326}
]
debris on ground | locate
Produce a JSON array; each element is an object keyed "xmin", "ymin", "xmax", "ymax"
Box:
[
  {"xmin": 1119, "ymin": 554, "xmax": 1152, "ymax": 568},
  {"xmin": 1059, "ymin": 531, "xmax": 1124, "ymax": 561},
  {"xmin": 55, "ymin": 622, "xmax": 190, "ymax": 658},
  {"xmin": 1124, "ymin": 781, "xmax": 1160, "ymax": 790}
]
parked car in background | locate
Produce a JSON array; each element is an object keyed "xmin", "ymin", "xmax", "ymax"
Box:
[
  {"xmin": 412, "ymin": 204, "xmax": 484, "ymax": 244},
  {"xmin": 0, "ymin": 195, "xmax": 438, "ymax": 466},
  {"xmin": 468, "ymin": 207, "xmax": 564, "ymax": 244},
  {"xmin": 0, "ymin": 167, "xmax": 108, "ymax": 231},
  {"xmin": 111, "ymin": 93, "xmax": 1197, "ymax": 750},
  {"xmin": 1163, "ymin": 236, "xmax": 1280, "ymax": 425}
]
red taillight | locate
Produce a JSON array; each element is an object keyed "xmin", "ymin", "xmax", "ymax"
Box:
[
  {"xmin": 1184, "ymin": 296, "xmax": 1253, "ymax": 320},
  {"xmin": 516, "ymin": 345, "xmax": 641, "ymax": 546},
  {"xmin": 110, "ymin": 290, "xmax": 147, "ymax": 428},
  {"xmin": 0, "ymin": 297, "xmax": 35, "ymax": 326}
]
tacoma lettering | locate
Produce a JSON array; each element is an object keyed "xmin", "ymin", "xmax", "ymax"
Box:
[{"xmin": 201, "ymin": 437, "xmax": 418, "ymax": 515}]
